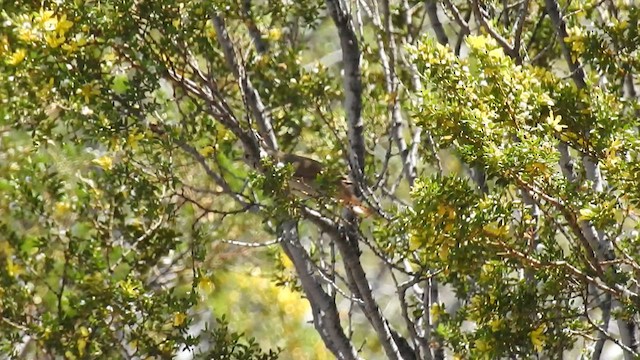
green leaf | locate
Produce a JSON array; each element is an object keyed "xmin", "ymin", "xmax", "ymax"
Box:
[
  {"xmin": 111, "ymin": 74, "xmax": 129, "ymax": 94},
  {"xmin": 578, "ymin": 207, "xmax": 597, "ymax": 221}
]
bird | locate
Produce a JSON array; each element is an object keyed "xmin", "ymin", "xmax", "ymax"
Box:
[{"xmin": 262, "ymin": 149, "xmax": 372, "ymax": 216}]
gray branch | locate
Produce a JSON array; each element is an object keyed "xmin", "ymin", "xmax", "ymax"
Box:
[
  {"xmin": 557, "ymin": 142, "xmax": 576, "ymax": 182},
  {"xmin": 544, "ymin": 0, "xmax": 587, "ymax": 88},
  {"xmin": 513, "ymin": 0, "xmax": 530, "ymax": 58},
  {"xmin": 212, "ymin": 14, "xmax": 279, "ymax": 151},
  {"xmin": 242, "ymin": 0, "xmax": 270, "ymax": 53},
  {"xmin": 365, "ymin": 0, "xmax": 417, "ymax": 186},
  {"xmin": 338, "ymin": 225, "xmax": 409, "ymax": 360},
  {"xmin": 545, "ymin": 0, "xmax": 636, "ymax": 355},
  {"xmin": 593, "ymin": 293, "xmax": 612, "ymax": 360},
  {"xmin": 425, "ymin": 0, "xmax": 449, "ymax": 46},
  {"xmin": 278, "ymin": 221, "xmax": 361, "ymax": 360},
  {"xmin": 307, "ymin": 209, "xmax": 412, "ymax": 360},
  {"xmin": 472, "ymin": 0, "xmax": 518, "ymax": 59},
  {"xmin": 326, "ymin": 0, "xmax": 366, "ymax": 179}
]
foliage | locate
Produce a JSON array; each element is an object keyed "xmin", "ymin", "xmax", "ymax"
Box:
[{"xmin": 1, "ymin": 0, "xmax": 640, "ymax": 359}]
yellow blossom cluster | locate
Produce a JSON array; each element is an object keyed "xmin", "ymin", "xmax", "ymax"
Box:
[
  {"xmin": 21, "ymin": 9, "xmax": 73, "ymax": 47},
  {"xmin": 4, "ymin": 8, "xmax": 80, "ymax": 65},
  {"xmin": 564, "ymin": 26, "xmax": 586, "ymax": 61}
]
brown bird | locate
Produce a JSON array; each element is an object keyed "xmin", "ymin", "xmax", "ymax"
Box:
[{"xmin": 265, "ymin": 150, "xmax": 371, "ymax": 216}]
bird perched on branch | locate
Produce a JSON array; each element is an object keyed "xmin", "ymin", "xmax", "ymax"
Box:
[{"xmin": 258, "ymin": 149, "xmax": 372, "ymax": 216}]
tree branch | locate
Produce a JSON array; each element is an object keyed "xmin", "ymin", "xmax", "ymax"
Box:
[
  {"xmin": 304, "ymin": 209, "xmax": 412, "ymax": 359},
  {"xmin": 425, "ymin": 0, "xmax": 449, "ymax": 46},
  {"xmin": 543, "ymin": 0, "xmax": 587, "ymax": 88},
  {"xmin": 512, "ymin": 0, "xmax": 530, "ymax": 59},
  {"xmin": 365, "ymin": 0, "xmax": 417, "ymax": 186},
  {"xmin": 326, "ymin": 0, "xmax": 366, "ymax": 180},
  {"xmin": 211, "ymin": 14, "xmax": 279, "ymax": 151},
  {"xmin": 592, "ymin": 293, "xmax": 612, "ymax": 360},
  {"xmin": 544, "ymin": 0, "xmax": 637, "ymax": 354},
  {"xmin": 278, "ymin": 220, "xmax": 361, "ymax": 360},
  {"xmin": 241, "ymin": 0, "xmax": 270, "ymax": 53},
  {"xmin": 472, "ymin": 0, "xmax": 518, "ymax": 59}
]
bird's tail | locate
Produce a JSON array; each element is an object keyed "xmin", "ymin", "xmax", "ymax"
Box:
[
  {"xmin": 342, "ymin": 194, "xmax": 373, "ymax": 217},
  {"xmin": 351, "ymin": 204, "xmax": 373, "ymax": 217}
]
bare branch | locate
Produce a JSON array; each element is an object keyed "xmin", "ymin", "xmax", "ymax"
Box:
[
  {"xmin": 337, "ymin": 223, "xmax": 412, "ymax": 360},
  {"xmin": 365, "ymin": 0, "xmax": 417, "ymax": 187},
  {"xmin": 212, "ymin": 14, "xmax": 279, "ymax": 151},
  {"xmin": 222, "ymin": 239, "xmax": 280, "ymax": 247},
  {"xmin": 442, "ymin": 0, "xmax": 470, "ymax": 36},
  {"xmin": 472, "ymin": 0, "xmax": 518, "ymax": 59},
  {"xmin": 241, "ymin": 0, "xmax": 270, "ymax": 53},
  {"xmin": 425, "ymin": 0, "xmax": 449, "ymax": 46},
  {"xmin": 326, "ymin": 0, "xmax": 366, "ymax": 180},
  {"xmin": 304, "ymin": 209, "xmax": 413, "ymax": 359},
  {"xmin": 174, "ymin": 137, "xmax": 253, "ymax": 207},
  {"xmin": 557, "ymin": 142, "xmax": 577, "ymax": 182},
  {"xmin": 278, "ymin": 221, "xmax": 361, "ymax": 360},
  {"xmin": 513, "ymin": 0, "xmax": 531, "ymax": 58},
  {"xmin": 543, "ymin": 0, "xmax": 586, "ymax": 88},
  {"xmin": 592, "ymin": 293, "xmax": 612, "ymax": 360},
  {"xmin": 584, "ymin": 295, "xmax": 640, "ymax": 358}
]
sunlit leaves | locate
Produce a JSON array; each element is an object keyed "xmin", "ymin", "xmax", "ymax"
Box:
[
  {"xmin": 411, "ymin": 36, "xmax": 566, "ymax": 184},
  {"xmin": 1, "ymin": 0, "xmax": 638, "ymax": 358},
  {"xmin": 5, "ymin": 48, "xmax": 26, "ymax": 65},
  {"xmin": 399, "ymin": 24, "xmax": 640, "ymax": 356},
  {"xmin": 529, "ymin": 324, "xmax": 546, "ymax": 352},
  {"xmin": 91, "ymin": 154, "xmax": 113, "ymax": 170},
  {"xmin": 3, "ymin": 7, "xmax": 74, "ymax": 50}
]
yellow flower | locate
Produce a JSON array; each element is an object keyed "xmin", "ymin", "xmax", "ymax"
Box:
[
  {"xmin": 475, "ymin": 338, "xmax": 491, "ymax": 353},
  {"xmin": 198, "ymin": 277, "xmax": 215, "ymax": 294},
  {"xmin": 79, "ymin": 83, "xmax": 100, "ymax": 102},
  {"xmin": 119, "ymin": 279, "xmax": 139, "ymax": 297},
  {"xmin": 45, "ymin": 33, "xmax": 66, "ymax": 48},
  {"xmin": 467, "ymin": 36, "xmax": 489, "ymax": 50},
  {"xmin": 6, "ymin": 48, "xmax": 27, "ymax": 65},
  {"xmin": 61, "ymin": 33, "xmax": 87, "ymax": 53},
  {"xmin": 268, "ymin": 28, "xmax": 282, "ymax": 41},
  {"xmin": 489, "ymin": 318, "xmax": 502, "ymax": 332},
  {"xmin": 0, "ymin": 240, "xmax": 14, "ymax": 256},
  {"xmin": 77, "ymin": 326, "xmax": 90, "ymax": 356},
  {"xmin": 56, "ymin": 14, "xmax": 73, "ymax": 35},
  {"xmin": 198, "ymin": 145, "xmax": 214, "ymax": 157},
  {"xmin": 6, "ymin": 258, "xmax": 24, "ymax": 277},
  {"xmin": 127, "ymin": 131, "xmax": 144, "ymax": 150},
  {"xmin": 530, "ymin": 324, "xmax": 546, "ymax": 352},
  {"xmin": 92, "ymin": 155, "xmax": 113, "ymax": 170},
  {"xmin": 280, "ymin": 251, "xmax": 294, "ymax": 270},
  {"xmin": 43, "ymin": 17, "xmax": 58, "ymax": 32},
  {"xmin": 205, "ymin": 23, "xmax": 216, "ymax": 38},
  {"xmin": 409, "ymin": 234, "xmax": 422, "ymax": 251},
  {"xmin": 483, "ymin": 222, "xmax": 509, "ymax": 237},
  {"xmin": 61, "ymin": 42, "xmax": 77, "ymax": 53},
  {"xmin": 17, "ymin": 27, "xmax": 39, "ymax": 43},
  {"xmin": 546, "ymin": 113, "xmax": 566, "ymax": 132},
  {"xmin": 488, "ymin": 48, "xmax": 505, "ymax": 59},
  {"xmin": 54, "ymin": 201, "xmax": 72, "ymax": 218},
  {"xmin": 430, "ymin": 303, "xmax": 441, "ymax": 323},
  {"xmin": 37, "ymin": 9, "xmax": 55, "ymax": 26},
  {"xmin": 173, "ymin": 312, "xmax": 187, "ymax": 327}
]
